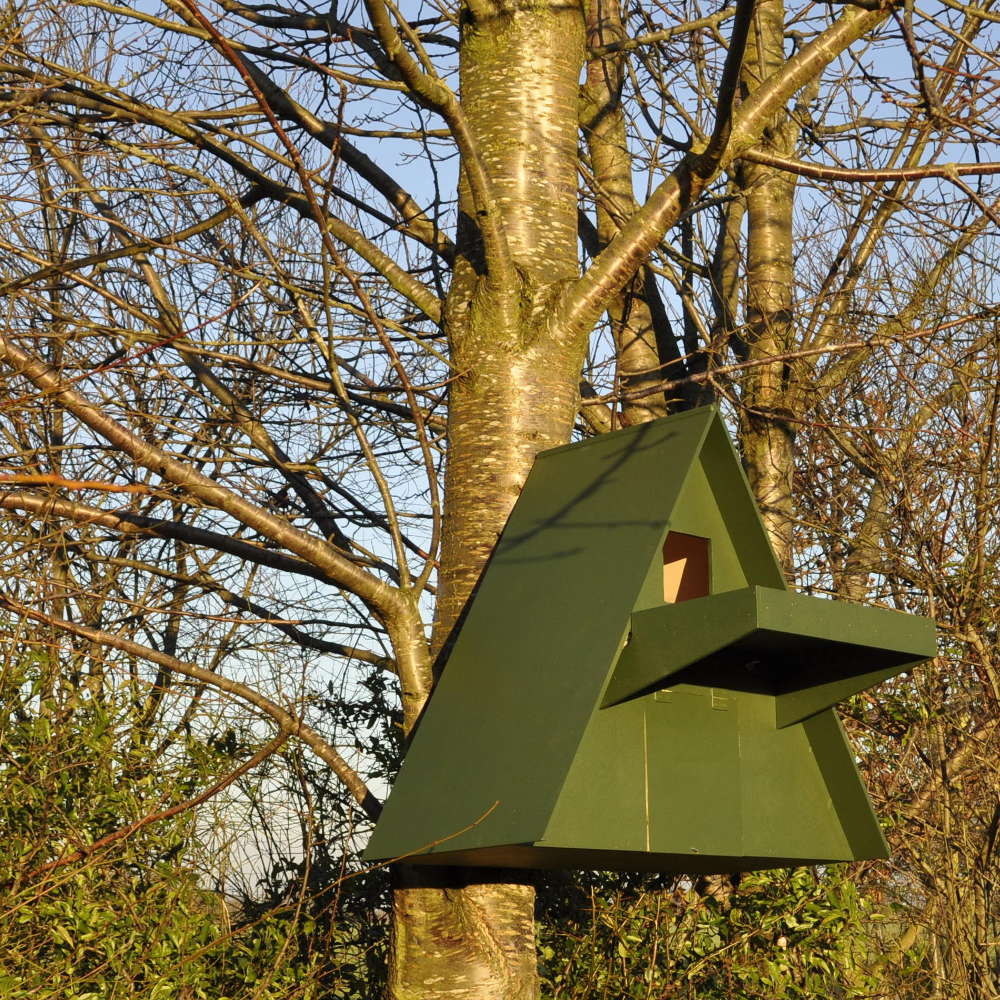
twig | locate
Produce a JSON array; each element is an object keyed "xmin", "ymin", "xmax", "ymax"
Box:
[
  {"xmin": 0, "ymin": 595, "xmax": 384, "ymax": 820},
  {"xmin": 27, "ymin": 733, "xmax": 290, "ymax": 878}
]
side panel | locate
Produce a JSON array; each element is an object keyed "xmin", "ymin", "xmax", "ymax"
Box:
[
  {"xmin": 739, "ymin": 698, "xmax": 872, "ymax": 861},
  {"xmin": 645, "ymin": 685, "xmax": 743, "ymax": 858},
  {"xmin": 802, "ymin": 709, "xmax": 888, "ymax": 859},
  {"xmin": 540, "ymin": 694, "xmax": 648, "ymax": 853},
  {"xmin": 366, "ymin": 409, "xmax": 716, "ymax": 862}
]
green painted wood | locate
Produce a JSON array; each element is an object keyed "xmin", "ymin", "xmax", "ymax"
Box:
[
  {"xmin": 633, "ymin": 455, "xmax": 751, "ymax": 611},
  {"xmin": 603, "ymin": 587, "xmax": 934, "ymax": 723},
  {"xmin": 364, "ymin": 407, "xmax": 936, "ymax": 872},
  {"xmin": 738, "ymin": 698, "xmax": 877, "ymax": 860},
  {"xmin": 602, "ymin": 589, "xmax": 758, "ymax": 708},
  {"xmin": 801, "ymin": 709, "xmax": 889, "ymax": 859},
  {"xmin": 540, "ymin": 694, "xmax": 648, "ymax": 853},
  {"xmin": 364, "ymin": 408, "xmax": 717, "ymax": 864},
  {"xmin": 700, "ymin": 416, "xmax": 786, "ymax": 590},
  {"xmin": 645, "ymin": 685, "xmax": 742, "ymax": 857},
  {"xmin": 543, "ymin": 687, "xmax": 880, "ymax": 869}
]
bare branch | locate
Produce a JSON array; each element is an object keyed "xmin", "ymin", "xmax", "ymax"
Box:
[
  {"xmin": 0, "ymin": 491, "xmax": 336, "ymax": 583},
  {"xmin": 0, "ymin": 594, "xmax": 383, "ymax": 821},
  {"xmin": 741, "ymin": 148, "xmax": 1000, "ymax": 182},
  {"xmin": 555, "ymin": 3, "xmax": 890, "ymax": 347},
  {"xmin": 359, "ymin": 0, "xmax": 516, "ymax": 294},
  {"xmin": 589, "ymin": 7, "xmax": 737, "ymax": 56},
  {"xmin": 0, "ymin": 335, "xmax": 401, "ymax": 616}
]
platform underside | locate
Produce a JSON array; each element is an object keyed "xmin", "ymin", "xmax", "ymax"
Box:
[{"xmin": 391, "ymin": 843, "xmax": 880, "ymax": 873}]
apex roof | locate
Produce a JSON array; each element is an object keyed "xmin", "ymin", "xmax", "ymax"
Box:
[{"xmin": 365, "ymin": 408, "xmax": 935, "ymax": 871}]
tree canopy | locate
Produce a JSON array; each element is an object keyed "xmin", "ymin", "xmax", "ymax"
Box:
[{"xmin": 1, "ymin": 0, "xmax": 1000, "ymax": 995}]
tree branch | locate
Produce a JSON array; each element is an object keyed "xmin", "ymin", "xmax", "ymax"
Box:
[
  {"xmin": 0, "ymin": 336, "xmax": 402, "ymax": 617},
  {"xmin": 6, "ymin": 67, "xmax": 443, "ymax": 322},
  {"xmin": 701, "ymin": 0, "xmax": 755, "ymax": 166},
  {"xmin": 0, "ymin": 187, "xmax": 264, "ymax": 297},
  {"xmin": 33, "ymin": 126, "xmax": 357, "ymax": 555},
  {"xmin": 0, "ymin": 594, "xmax": 383, "ymax": 821},
  {"xmin": 902, "ymin": 712, "xmax": 998, "ymax": 821},
  {"xmin": 555, "ymin": 3, "xmax": 890, "ymax": 347},
  {"xmin": 588, "ymin": 7, "xmax": 737, "ymax": 56},
  {"xmin": 99, "ymin": 552, "xmax": 397, "ymax": 669},
  {"xmin": 0, "ymin": 491, "xmax": 337, "ymax": 583},
  {"xmin": 359, "ymin": 0, "xmax": 516, "ymax": 293},
  {"xmin": 239, "ymin": 57, "xmax": 454, "ymax": 260},
  {"xmin": 741, "ymin": 148, "xmax": 1000, "ymax": 181},
  {"xmin": 580, "ymin": 309, "xmax": 998, "ymax": 404}
]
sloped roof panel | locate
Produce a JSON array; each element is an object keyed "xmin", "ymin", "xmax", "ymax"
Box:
[{"xmin": 365, "ymin": 409, "xmax": 716, "ymax": 862}]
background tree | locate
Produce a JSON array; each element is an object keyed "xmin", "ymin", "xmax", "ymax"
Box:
[{"xmin": 1, "ymin": 0, "xmax": 1000, "ymax": 996}]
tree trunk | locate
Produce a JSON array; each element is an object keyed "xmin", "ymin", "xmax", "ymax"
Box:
[
  {"xmin": 388, "ymin": 2, "xmax": 586, "ymax": 996},
  {"xmin": 581, "ymin": 0, "xmax": 669, "ymax": 424},
  {"xmin": 737, "ymin": 0, "xmax": 799, "ymax": 564}
]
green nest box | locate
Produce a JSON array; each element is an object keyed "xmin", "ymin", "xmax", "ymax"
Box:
[{"xmin": 365, "ymin": 407, "xmax": 935, "ymax": 873}]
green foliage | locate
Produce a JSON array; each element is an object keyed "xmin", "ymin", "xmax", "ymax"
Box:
[
  {"xmin": 537, "ymin": 867, "xmax": 897, "ymax": 999},
  {"xmin": 0, "ymin": 653, "xmax": 321, "ymax": 999},
  {"xmin": 0, "ymin": 649, "xmax": 931, "ymax": 999}
]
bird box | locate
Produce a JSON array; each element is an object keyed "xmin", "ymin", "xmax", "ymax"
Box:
[{"xmin": 365, "ymin": 407, "xmax": 935, "ymax": 872}]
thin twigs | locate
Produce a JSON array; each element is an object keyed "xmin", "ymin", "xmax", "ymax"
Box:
[
  {"xmin": 581, "ymin": 310, "xmax": 1000, "ymax": 405},
  {"xmin": 27, "ymin": 732, "xmax": 291, "ymax": 879},
  {"xmin": 169, "ymin": 0, "xmax": 435, "ymax": 694},
  {"xmin": 741, "ymin": 148, "xmax": 1000, "ymax": 181},
  {"xmin": 359, "ymin": 0, "xmax": 516, "ymax": 296},
  {"xmin": 557, "ymin": 3, "xmax": 889, "ymax": 349},
  {"xmin": 0, "ymin": 334, "xmax": 401, "ymax": 615},
  {"xmin": 589, "ymin": 6, "xmax": 737, "ymax": 56},
  {"xmin": 0, "ymin": 594, "xmax": 383, "ymax": 820}
]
